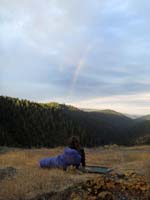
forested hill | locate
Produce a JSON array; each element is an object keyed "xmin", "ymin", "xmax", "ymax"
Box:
[{"xmin": 0, "ymin": 96, "xmax": 150, "ymax": 147}]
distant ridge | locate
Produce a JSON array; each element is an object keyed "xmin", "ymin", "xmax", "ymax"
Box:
[
  {"xmin": 82, "ymin": 108, "xmax": 140, "ymax": 119},
  {"xmin": 123, "ymin": 114, "xmax": 141, "ymax": 119},
  {"xmin": 136, "ymin": 115, "xmax": 150, "ymax": 121},
  {"xmin": 82, "ymin": 108, "xmax": 126, "ymax": 116}
]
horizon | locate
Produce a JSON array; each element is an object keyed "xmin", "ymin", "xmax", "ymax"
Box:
[
  {"xmin": 1, "ymin": 1, "xmax": 150, "ymax": 115},
  {"xmin": 0, "ymin": 95, "xmax": 145, "ymax": 116}
]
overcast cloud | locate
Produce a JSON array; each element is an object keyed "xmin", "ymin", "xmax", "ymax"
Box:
[{"xmin": 1, "ymin": 0, "xmax": 150, "ymax": 114}]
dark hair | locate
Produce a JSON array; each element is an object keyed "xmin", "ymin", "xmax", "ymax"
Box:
[{"xmin": 68, "ymin": 135, "xmax": 80, "ymax": 149}]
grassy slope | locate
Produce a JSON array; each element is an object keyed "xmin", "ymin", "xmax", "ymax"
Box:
[{"xmin": 0, "ymin": 146, "xmax": 150, "ymax": 199}]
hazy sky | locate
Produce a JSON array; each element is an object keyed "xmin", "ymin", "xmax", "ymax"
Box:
[{"xmin": 1, "ymin": 0, "xmax": 150, "ymax": 115}]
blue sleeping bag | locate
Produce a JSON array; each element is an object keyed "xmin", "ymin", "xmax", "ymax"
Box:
[{"xmin": 39, "ymin": 147, "xmax": 81, "ymax": 170}]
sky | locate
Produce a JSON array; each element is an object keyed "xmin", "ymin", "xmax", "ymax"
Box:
[{"xmin": 1, "ymin": 0, "xmax": 150, "ymax": 115}]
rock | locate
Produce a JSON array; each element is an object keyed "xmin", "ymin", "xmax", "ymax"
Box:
[{"xmin": 0, "ymin": 167, "xmax": 17, "ymax": 180}]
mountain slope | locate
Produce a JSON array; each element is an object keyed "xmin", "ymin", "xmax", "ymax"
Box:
[
  {"xmin": 0, "ymin": 96, "xmax": 149, "ymax": 147},
  {"xmin": 130, "ymin": 118, "xmax": 150, "ymax": 144}
]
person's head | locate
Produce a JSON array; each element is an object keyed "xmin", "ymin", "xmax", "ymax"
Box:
[{"xmin": 68, "ymin": 135, "xmax": 80, "ymax": 149}]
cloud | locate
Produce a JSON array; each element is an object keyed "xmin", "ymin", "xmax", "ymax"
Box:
[
  {"xmin": 0, "ymin": 0, "xmax": 150, "ymax": 114},
  {"xmin": 69, "ymin": 92, "xmax": 150, "ymax": 115}
]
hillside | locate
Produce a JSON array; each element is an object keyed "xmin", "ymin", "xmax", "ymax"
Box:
[
  {"xmin": 0, "ymin": 96, "xmax": 150, "ymax": 147},
  {"xmin": 127, "ymin": 115, "xmax": 150, "ymax": 145}
]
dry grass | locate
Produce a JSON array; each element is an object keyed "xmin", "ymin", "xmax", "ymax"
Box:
[
  {"xmin": 86, "ymin": 145, "xmax": 150, "ymax": 176},
  {"xmin": 0, "ymin": 145, "xmax": 150, "ymax": 200}
]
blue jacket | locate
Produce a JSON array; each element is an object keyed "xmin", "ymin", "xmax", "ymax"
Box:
[{"xmin": 39, "ymin": 147, "xmax": 81, "ymax": 169}]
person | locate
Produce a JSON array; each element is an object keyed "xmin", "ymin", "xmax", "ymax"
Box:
[
  {"xmin": 68, "ymin": 136, "xmax": 85, "ymax": 168},
  {"xmin": 39, "ymin": 136, "xmax": 85, "ymax": 170}
]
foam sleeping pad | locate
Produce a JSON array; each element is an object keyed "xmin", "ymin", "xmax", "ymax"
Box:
[{"xmin": 80, "ymin": 166, "xmax": 113, "ymax": 174}]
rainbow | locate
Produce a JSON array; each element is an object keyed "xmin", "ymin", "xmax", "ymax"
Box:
[{"xmin": 70, "ymin": 44, "xmax": 92, "ymax": 94}]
